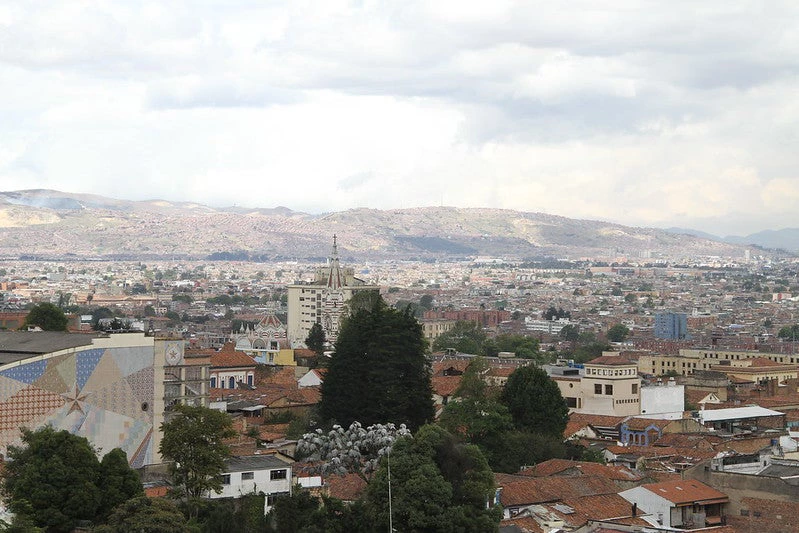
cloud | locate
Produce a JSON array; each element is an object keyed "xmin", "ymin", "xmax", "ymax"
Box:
[{"xmin": 0, "ymin": 0, "xmax": 797, "ymax": 233}]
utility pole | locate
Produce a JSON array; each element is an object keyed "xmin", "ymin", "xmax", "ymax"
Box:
[{"xmin": 388, "ymin": 448, "xmax": 394, "ymax": 533}]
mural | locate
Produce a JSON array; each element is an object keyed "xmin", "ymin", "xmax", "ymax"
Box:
[{"xmin": 0, "ymin": 345, "xmax": 156, "ymax": 468}]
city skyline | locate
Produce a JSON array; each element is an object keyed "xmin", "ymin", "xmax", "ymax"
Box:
[{"xmin": 1, "ymin": 2, "xmax": 798, "ymax": 236}]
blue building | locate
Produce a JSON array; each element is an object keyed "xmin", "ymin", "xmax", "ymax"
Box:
[{"xmin": 654, "ymin": 312, "xmax": 690, "ymax": 340}]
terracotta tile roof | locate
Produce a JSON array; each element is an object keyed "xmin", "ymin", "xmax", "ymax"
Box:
[
  {"xmin": 725, "ymin": 497, "xmax": 799, "ymax": 533},
  {"xmin": 520, "ymin": 459, "xmax": 644, "ymax": 482},
  {"xmin": 586, "ymin": 355, "xmax": 636, "ymax": 366},
  {"xmin": 623, "ymin": 417, "xmax": 674, "ymax": 431},
  {"xmin": 746, "ymin": 357, "xmax": 786, "ymax": 367},
  {"xmin": 261, "ymin": 366, "xmax": 299, "ymax": 386},
  {"xmin": 326, "ymin": 473, "xmax": 367, "ymax": 502},
  {"xmin": 211, "ymin": 344, "xmax": 257, "ymax": 368},
  {"xmin": 553, "ymin": 493, "xmax": 640, "ymax": 526},
  {"xmin": 651, "ymin": 433, "xmax": 720, "ymax": 449},
  {"xmin": 432, "ymin": 375, "xmax": 462, "ymax": 397},
  {"xmin": 564, "ymin": 413, "xmax": 625, "ymax": 438},
  {"xmin": 432, "ymin": 360, "xmax": 470, "ymax": 376},
  {"xmin": 637, "ymin": 479, "xmax": 728, "ymax": 505},
  {"xmin": 500, "ymin": 516, "xmax": 544, "ymax": 533},
  {"xmin": 496, "ymin": 474, "xmax": 620, "ymax": 507}
]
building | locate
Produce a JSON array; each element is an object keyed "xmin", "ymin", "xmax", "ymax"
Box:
[
  {"xmin": 577, "ymin": 354, "xmax": 641, "ymax": 416},
  {"xmin": 211, "ymin": 454, "xmax": 293, "ymax": 514},
  {"xmin": 206, "ymin": 343, "xmax": 257, "ymax": 390},
  {"xmin": 286, "ymin": 236, "xmax": 379, "ymax": 348},
  {"xmin": 619, "ymin": 479, "xmax": 729, "ymax": 528},
  {"xmin": 232, "ymin": 313, "xmax": 294, "ymax": 365},
  {"xmin": 654, "ymin": 312, "xmax": 690, "ymax": 340},
  {"xmin": 0, "ymin": 331, "xmax": 206, "ymax": 468}
]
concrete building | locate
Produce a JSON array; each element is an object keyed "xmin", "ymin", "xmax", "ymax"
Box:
[
  {"xmin": 654, "ymin": 312, "xmax": 690, "ymax": 340},
  {"xmin": 639, "ymin": 377, "xmax": 685, "ymax": 419},
  {"xmin": 619, "ymin": 479, "xmax": 729, "ymax": 528},
  {"xmin": 578, "ymin": 354, "xmax": 641, "ymax": 416},
  {"xmin": 0, "ymin": 331, "xmax": 207, "ymax": 467},
  {"xmin": 212, "ymin": 454, "xmax": 292, "ymax": 514},
  {"xmin": 287, "ymin": 236, "xmax": 379, "ymax": 348}
]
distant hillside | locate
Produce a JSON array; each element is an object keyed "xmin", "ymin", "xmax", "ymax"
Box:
[
  {"xmin": 664, "ymin": 225, "xmax": 799, "ymax": 253},
  {"xmin": 0, "ymin": 190, "xmax": 775, "ymax": 261}
]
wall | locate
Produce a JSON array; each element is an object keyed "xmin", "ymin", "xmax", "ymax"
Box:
[
  {"xmin": 640, "ymin": 383, "xmax": 685, "ymax": 418},
  {"xmin": 0, "ymin": 333, "xmax": 162, "ymax": 467}
]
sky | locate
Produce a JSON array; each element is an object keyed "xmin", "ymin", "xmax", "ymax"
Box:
[{"xmin": 1, "ymin": 1, "xmax": 798, "ymax": 236}]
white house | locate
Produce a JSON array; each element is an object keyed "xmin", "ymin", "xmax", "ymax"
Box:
[
  {"xmin": 210, "ymin": 455, "xmax": 293, "ymax": 513},
  {"xmin": 619, "ymin": 479, "xmax": 728, "ymax": 528}
]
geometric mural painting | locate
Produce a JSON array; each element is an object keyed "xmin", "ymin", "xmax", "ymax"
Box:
[{"xmin": 0, "ymin": 345, "xmax": 156, "ymax": 468}]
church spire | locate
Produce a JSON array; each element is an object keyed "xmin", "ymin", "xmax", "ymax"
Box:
[{"xmin": 327, "ymin": 234, "xmax": 343, "ymax": 289}]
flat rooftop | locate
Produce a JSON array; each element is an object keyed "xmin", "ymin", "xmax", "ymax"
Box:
[{"xmin": 0, "ymin": 331, "xmax": 100, "ymax": 365}]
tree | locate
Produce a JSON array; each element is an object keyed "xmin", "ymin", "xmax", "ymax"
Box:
[
  {"xmin": 432, "ymin": 320, "xmax": 487, "ymax": 354},
  {"xmin": 607, "ymin": 323, "xmax": 630, "ymax": 342},
  {"xmin": 364, "ymin": 425, "xmax": 500, "ymax": 532},
  {"xmin": 419, "ymin": 294, "xmax": 434, "ymax": 310},
  {"xmin": 159, "ymin": 405, "xmax": 236, "ymax": 514},
  {"xmin": 493, "ymin": 334, "xmax": 540, "ymax": 359},
  {"xmin": 22, "ymin": 303, "xmax": 68, "ymax": 331},
  {"xmin": 1, "ymin": 427, "xmax": 102, "ymax": 532},
  {"xmin": 500, "ymin": 366, "xmax": 568, "ymax": 438},
  {"xmin": 305, "ymin": 322, "xmax": 327, "ymax": 354},
  {"xmin": 93, "ymin": 497, "xmax": 189, "ymax": 533},
  {"xmin": 319, "ymin": 296, "xmax": 434, "ymax": 430},
  {"xmin": 778, "ymin": 324, "xmax": 799, "ymax": 340},
  {"xmin": 296, "ymin": 422, "xmax": 411, "ymax": 481},
  {"xmin": 98, "ymin": 448, "xmax": 144, "ymax": 520},
  {"xmin": 559, "ymin": 324, "xmax": 580, "ymax": 342}
]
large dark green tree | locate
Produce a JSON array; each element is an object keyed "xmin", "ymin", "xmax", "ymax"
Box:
[
  {"xmin": 319, "ymin": 296, "xmax": 434, "ymax": 430},
  {"xmin": 1, "ymin": 426, "xmax": 141, "ymax": 532},
  {"xmin": 305, "ymin": 322, "xmax": 327, "ymax": 354},
  {"xmin": 500, "ymin": 366, "xmax": 568, "ymax": 438},
  {"xmin": 22, "ymin": 303, "xmax": 68, "ymax": 331},
  {"xmin": 159, "ymin": 405, "xmax": 236, "ymax": 513}
]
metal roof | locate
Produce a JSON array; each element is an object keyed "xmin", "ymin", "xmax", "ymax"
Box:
[
  {"xmin": 224, "ymin": 454, "xmax": 291, "ymax": 473},
  {"xmin": 699, "ymin": 406, "xmax": 784, "ymax": 422}
]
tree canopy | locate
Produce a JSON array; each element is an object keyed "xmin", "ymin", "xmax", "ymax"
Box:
[
  {"xmin": 432, "ymin": 320, "xmax": 487, "ymax": 354},
  {"xmin": 159, "ymin": 405, "xmax": 236, "ymax": 509},
  {"xmin": 364, "ymin": 425, "xmax": 500, "ymax": 532},
  {"xmin": 319, "ymin": 296, "xmax": 434, "ymax": 430},
  {"xmin": 607, "ymin": 323, "xmax": 630, "ymax": 342},
  {"xmin": 778, "ymin": 324, "xmax": 799, "ymax": 340},
  {"xmin": 22, "ymin": 302, "xmax": 68, "ymax": 331},
  {"xmin": 93, "ymin": 496, "xmax": 190, "ymax": 533},
  {"xmin": 500, "ymin": 365, "xmax": 568, "ymax": 438},
  {"xmin": 305, "ymin": 322, "xmax": 327, "ymax": 354},
  {"xmin": 1, "ymin": 426, "xmax": 141, "ymax": 532}
]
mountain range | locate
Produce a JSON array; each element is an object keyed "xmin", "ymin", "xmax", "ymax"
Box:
[{"xmin": 0, "ymin": 190, "xmax": 792, "ymax": 261}]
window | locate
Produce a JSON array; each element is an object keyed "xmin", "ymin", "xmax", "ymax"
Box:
[
  {"xmin": 221, "ymin": 474, "xmax": 231, "ymax": 485},
  {"xmin": 566, "ymin": 397, "xmax": 578, "ymax": 408},
  {"xmin": 270, "ymin": 469, "xmax": 287, "ymax": 480},
  {"xmin": 241, "ymin": 472, "xmax": 254, "ymax": 481},
  {"xmin": 605, "ymin": 384, "xmax": 613, "ymax": 395},
  {"xmin": 632, "ymin": 384, "xmax": 638, "ymax": 394},
  {"xmin": 247, "ymin": 374, "xmax": 254, "ymax": 387},
  {"xmin": 210, "ymin": 377, "xmax": 217, "ymax": 388},
  {"xmin": 594, "ymin": 384, "xmax": 603, "ymax": 394}
]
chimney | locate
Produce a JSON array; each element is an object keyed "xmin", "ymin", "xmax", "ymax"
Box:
[{"xmin": 632, "ymin": 502, "xmax": 637, "ymax": 517}]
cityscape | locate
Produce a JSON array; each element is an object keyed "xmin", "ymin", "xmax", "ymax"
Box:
[{"xmin": 2, "ymin": 1, "xmax": 799, "ymax": 531}]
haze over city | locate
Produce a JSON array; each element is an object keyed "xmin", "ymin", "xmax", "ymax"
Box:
[{"xmin": 1, "ymin": 1, "xmax": 798, "ymax": 236}]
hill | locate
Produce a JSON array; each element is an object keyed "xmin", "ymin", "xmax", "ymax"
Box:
[{"xmin": 0, "ymin": 190, "xmax": 771, "ymax": 261}]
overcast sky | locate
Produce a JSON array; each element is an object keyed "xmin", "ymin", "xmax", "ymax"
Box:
[{"xmin": 1, "ymin": 1, "xmax": 797, "ymax": 236}]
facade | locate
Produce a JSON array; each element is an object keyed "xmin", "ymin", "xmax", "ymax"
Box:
[
  {"xmin": 0, "ymin": 331, "xmax": 204, "ymax": 468},
  {"xmin": 577, "ymin": 354, "xmax": 641, "ymax": 416},
  {"xmin": 211, "ymin": 454, "xmax": 293, "ymax": 514},
  {"xmin": 232, "ymin": 313, "xmax": 294, "ymax": 365},
  {"xmin": 206, "ymin": 343, "xmax": 257, "ymax": 390},
  {"xmin": 654, "ymin": 312, "xmax": 690, "ymax": 340},
  {"xmin": 639, "ymin": 378, "xmax": 685, "ymax": 418},
  {"xmin": 287, "ymin": 236, "xmax": 379, "ymax": 347},
  {"xmin": 419, "ymin": 318, "xmax": 457, "ymax": 343}
]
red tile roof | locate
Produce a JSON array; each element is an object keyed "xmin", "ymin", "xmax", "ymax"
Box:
[
  {"xmin": 586, "ymin": 355, "xmax": 636, "ymax": 366},
  {"xmin": 520, "ymin": 459, "xmax": 644, "ymax": 482},
  {"xmin": 495, "ymin": 473, "xmax": 620, "ymax": 507},
  {"xmin": 638, "ymin": 479, "xmax": 728, "ymax": 506},
  {"xmin": 210, "ymin": 343, "xmax": 257, "ymax": 368},
  {"xmin": 432, "ymin": 375, "xmax": 462, "ymax": 397},
  {"xmin": 326, "ymin": 473, "xmax": 367, "ymax": 502}
]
